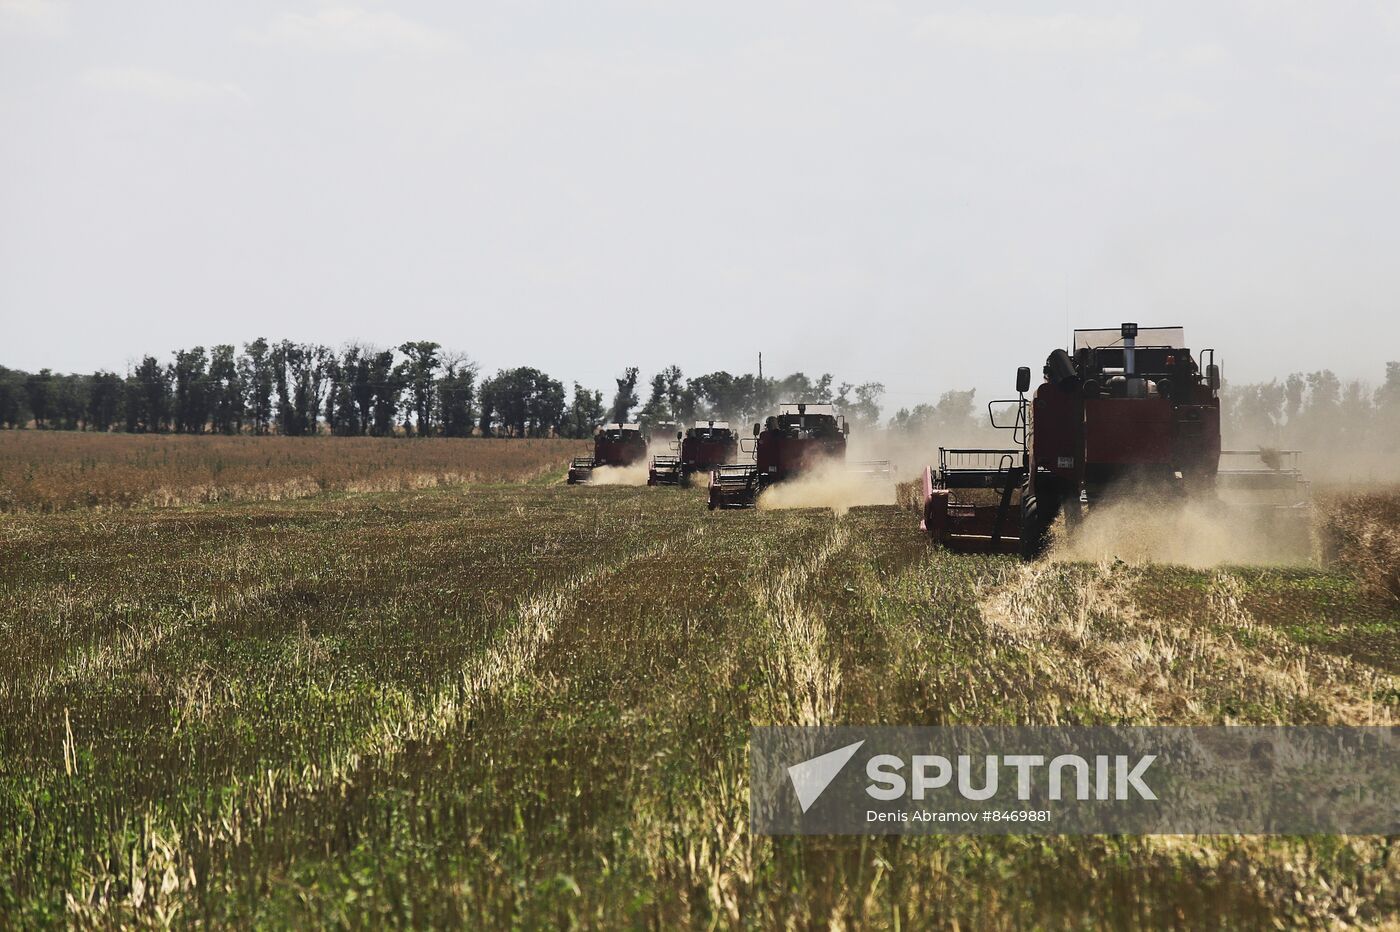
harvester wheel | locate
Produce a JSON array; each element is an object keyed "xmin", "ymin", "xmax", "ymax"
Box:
[{"xmin": 1019, "ymin": 480, "xmax": 1059, "ymax": 560}]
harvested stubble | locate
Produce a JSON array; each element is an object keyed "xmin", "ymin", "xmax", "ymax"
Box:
[{"xmin": 1, "ymin": 476, "xmax": 1398, "ymax": 926}]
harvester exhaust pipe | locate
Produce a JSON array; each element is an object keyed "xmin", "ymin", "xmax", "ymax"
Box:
[
  {"xmin": 1121, "ymin": 321, "xmax": 1146, "ymax": 398},
  {"xmin": 1045, "ymin": 349, "xmax": 1076, "ymax": 389}
]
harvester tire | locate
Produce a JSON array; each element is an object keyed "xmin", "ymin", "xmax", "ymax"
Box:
[{"xmin": 1019, "ymin": 481, "xmax": 1058, "ymax": 560}]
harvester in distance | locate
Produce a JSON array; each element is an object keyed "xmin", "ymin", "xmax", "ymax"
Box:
[
  {"xmin": 567, "ymin": 423, "xmax": 647, "ymax": 484},
  {"xmin": 708, "ymin": 403, "xmax": 890, "ymax": 509},
  {"xmin": 649, "ymin": 420, "xmax": 738, "ymax": 486},
  {"xmin": 921, "ymin": 323, "xmax": 1308, "ymax": 558}
]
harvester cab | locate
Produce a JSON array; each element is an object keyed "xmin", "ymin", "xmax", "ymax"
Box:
[
  {"xmin": 707, "ymin": 403, "xmax": 890, "ymax": 508},
  {"xmin": 567, "ymin": 423, "xmax": 646, "ymax": 485},
  {"xmin": 923, "ymin": 322, "xmax": 1303, "ymax": 558},
  {"xmin": 652, "ymin": 420, "xmax": 738, "ymax": 487}
]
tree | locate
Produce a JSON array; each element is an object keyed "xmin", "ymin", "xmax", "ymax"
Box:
[
  {"xmin": 294, "ymin": 344, "xmax": 331, "ymax": 436},
  {"xmin": 774, "ymin": 371, "xmax": 834, "ymax": 404},
  {"xmin": 838, "ymin": 381, "xmax": 884, "ymax": 429},
  {"xmin": 349, "ymin": 346, "xmax": 375, "ymax": 435},
  {"xmin": 658, "ymin": 365, "xmax": 685, "ymax": 421},
  {"xmin": 438, "ymin": 355, "xmax": 477, "ymax": 437},
  {"xmin": 398, "ymin": 341, "xmax": 441, "ymax": 436},
  {"xmin": 209, "ymin": 345, "xmax": 243, "ymax": 434},
  {"xmin": 51, "ymin": 374, "xmax": 88, "ymax": 430},
  {"xmin": 272, "ymin": 341, "xmax": 331, "ymax": 436},
  {"xmin": 23, "ymin": 369, "xmax": 53, "ymax": 428},
  {"xmin": 564, "ymin": 383, "xmax": 605, "ymax": 438},
  {"xmin": 171, "ymin": 346, "xmax": 211, "ymax": 433},
  {"xmin": 610, "ymin": 367, "xmax": 639, "ymax": 423},
  {"xmin": 637, "ymin": 372, "xmax": 671, "ymax": 433},
  {"xmin": 890, "ymin": 389, "xmax": 978, "ymax": 437},
  {"xmin": 125, "ymin": 356, "xmax": 170, "ymax": 432},
  {"xmin": 483, "ymin": 367, "xmax": 566, "ymax": 436},
  {"xmin": 88, "ymin": 371, "xmax": 123, "ymax": 432},
  {"xmin": 476, "ymin": 375, "xmax": 498, "ymax": 437},
  {"xmin": 484, "ymin": 363, "xmax": 565, "ymax": 433},
  {"xmin": 1377, "ymin": 362, "xmax": 1400, "ymax": 451},
  {"xmin": 368, "ymin": 350, "xmax": 403, "ymax": 437},
  {"xmin": 271, "ymin": 342, "xmax": 294, "ymax": 435},
  {"xmin": 687, "ymin": 370, "xmax": 771, "ymax": 424},
  {"xmin": 1222, "ymin": 380, "xmax": 1284, "ymax": 446},
  {"xmin": 0, "ymin": 367, "xmax": 26, "ymax": 428},
  {"xmin": 241, "ymin": 338, "xmax": 275, "ymax": 435}
]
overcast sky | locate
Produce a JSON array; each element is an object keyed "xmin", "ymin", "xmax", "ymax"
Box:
[{"xmin": 2, "ymin": 1, "xmax": 1398, "ymax": 408}]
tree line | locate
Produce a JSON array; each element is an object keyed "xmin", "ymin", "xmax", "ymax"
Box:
[
  {"xmin": 1221, "ymin": 364, "xmax": 1400, "ymax": 454},
  {"xmin": 0, "ymin": 339, "xmax": 890, "ymax": 438},
  {"xmin": 5, "ymin": 339, "xmax": 1393, "ymax": 451}
]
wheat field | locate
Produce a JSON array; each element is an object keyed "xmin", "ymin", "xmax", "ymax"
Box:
[
  {"xmin": 1, "ymin": 449, "xmax": 1397, "ymax": 926},
  {"xmin": 0, "ymin": 432, "xmax": 586, "ymax": 512}
]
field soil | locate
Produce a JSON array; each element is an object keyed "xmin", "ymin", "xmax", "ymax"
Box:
[{"xmin": 1, "ymin": 464, "xmax": 1398, "ymax": 926}]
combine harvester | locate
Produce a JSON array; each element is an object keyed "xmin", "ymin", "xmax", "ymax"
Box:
[
  {"xmin": 649, "ymin": 420, "xmax": 739, "ymax": 486},
  {"xmin": 708, "ymin": 403, "xmax": 891, "ymax": 509},
  {"xmin": 921, "ymin": 323, "xmax": 1309, "ymax": 558},
  {"xmin": 567, "ymin": 423, "xmax": 647, "ymax": 485}
]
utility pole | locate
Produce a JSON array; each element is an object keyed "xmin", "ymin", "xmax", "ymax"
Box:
[{"xmin": 758, "ymin": 351, "xmax": 763, "ymax": 381}]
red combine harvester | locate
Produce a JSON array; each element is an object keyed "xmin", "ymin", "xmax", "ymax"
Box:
[
  {"xmin": 921, "ymin": 323, "xmax": 1307, "ymax": 558},
  {"xmin": 708, "ymin": 403, "xmax": 889, "ymax": 509},
  {"xmin": 649, "ymin": 420, "xmax": 738, "ymax": 486},
  {"xmin": 567, "ymin": 423, "xmax": 647, "ymax": 485}
]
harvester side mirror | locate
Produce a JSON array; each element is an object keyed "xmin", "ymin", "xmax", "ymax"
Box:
[
  {"xmin": 1016, "ymin": 366, "xmax": 1031, "ymax": 394},
  {"xmin": 753, "ymin": 423, "xmax": 760, "ymax": 437},
  {"xmin": 1207, "ymin": 364, "xmax": 1220, "ymax": 391}
]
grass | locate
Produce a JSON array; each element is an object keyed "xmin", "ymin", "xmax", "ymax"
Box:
[
  {"xmin": 0, "ymin": 432, "xmax": 587, "ymax": 512},
  {"xmin": 1, "ymin": 464, "xmax": 1398, "ymax": 926}
]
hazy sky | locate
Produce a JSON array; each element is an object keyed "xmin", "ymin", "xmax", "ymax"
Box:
[{"xmin": 3, "ymin": 1, "xmax": 1398, "ymax": 408}]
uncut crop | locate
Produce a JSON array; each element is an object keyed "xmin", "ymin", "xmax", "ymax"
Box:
[
  {"xmin": 0, "ymin": 432, "xmax": 586, "ymax": 512},
  {"xmin": 1, "ymin": 476, "xmax": 1398, "ymax": 927}
]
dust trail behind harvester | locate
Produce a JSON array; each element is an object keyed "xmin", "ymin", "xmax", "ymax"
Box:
[
  {"xmin": 590, "ymin": 439, "xmax": 676, "ymax": 487},
  {"xmin": 1049, "ymin": 496, "xmax": 1314, "ymax": 568},
  {"xmin": 756, "ymin": 460, "xmax": 895, "ymax": 516},
  {"xmin": 588, "ymin": 462, "xmax": 650, "ymax": 486}
]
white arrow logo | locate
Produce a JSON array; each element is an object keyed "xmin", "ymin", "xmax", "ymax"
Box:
[{"xmin": 787, "ymin": 740, "xmax": 865, "ymax": 812}]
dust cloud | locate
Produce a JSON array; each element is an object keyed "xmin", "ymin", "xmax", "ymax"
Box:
[
  {"xmin": 588, "ymin": 440, "xmax": 678, "ymax": 486},
  {"xmin": 588, "ymin": 462, "xmax": 649, "ymax": 486},
  {"xmin": 845, "ymin": 421, "xmax": 1013, "ymax": 483},
  {"xmin": 1048, "ymin": 497, "xmax": 1315, "ymax": 568},
  {"xmin": 756, "ymin": 460, "xmax": 896, "ymax": 516}
]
